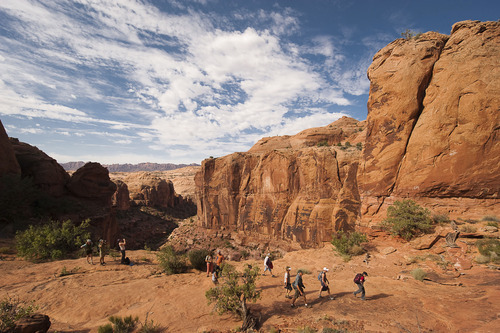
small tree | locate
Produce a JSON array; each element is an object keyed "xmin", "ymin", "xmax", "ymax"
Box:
[
  {"xmin": 331, "ymin": 230, "xmax": 367, "ymax": 261},
  {"xmin": 188, "ymin": 249, "xmax": 210, "ymax": 271},
  {"xmin": 382, "ymin": 200, "xmax": 432, "ymax": 240},
  {"xmin": 205, "ymin": 264, "xmax": 261, "ymax": 331},
  {"xmin": 0, "ymin": 297, "xmax": 37, "ymax": 331}
]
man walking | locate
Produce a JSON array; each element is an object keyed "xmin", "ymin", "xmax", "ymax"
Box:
[
  {"xmin": 291, "ymin": 270, "xmax": 308, "ymax": 308},
  {"xmin": 263, "ymin": 253, "xmax": 274, "ymax": 276},
  {"xmin": 353, "ymin": 271, "xmax": 368, "ymax": 301}
]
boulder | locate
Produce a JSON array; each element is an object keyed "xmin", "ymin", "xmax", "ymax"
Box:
[
  {"xmin": 67, "ymin": 162, "xmax": 117, "ymax": 205},
  {"xmin": 9, "ymin": 138, "xmax": 70, "ymax": 197},
  {"xmin": 112, "ymin": 179, "xmax": 131, "ymax": 210},
  {"xmin": 124, "ymin": 172, "xmax": 176, "ymax": 208},
  {"xmin": 13, "ymin": 313, "xmax": 51, "ymax": 333}
]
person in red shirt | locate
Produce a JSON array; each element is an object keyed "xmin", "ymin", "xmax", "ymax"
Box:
[{"xmin": 353, "ymin": 271, "xmax": 368, "ymax": 301}]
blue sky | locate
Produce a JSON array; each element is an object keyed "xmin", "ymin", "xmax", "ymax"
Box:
[{"xmin": 0, "ymin": 0, "xmax": 498, "ymax": 164}]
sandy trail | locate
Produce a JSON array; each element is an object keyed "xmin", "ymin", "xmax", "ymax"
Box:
[{"xmin": 1, "ymin": 243, "xmax": 499, "ymax": 332}]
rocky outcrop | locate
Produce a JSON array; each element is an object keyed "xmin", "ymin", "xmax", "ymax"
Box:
[
  {"xmin": 9, "ymin": 138, "xmax": 70, "ymax": 197},
  {"xmin": 112, "ymin": 180, "xmax": 131, "ymax": 210},
  {"xmin": 13, "ymin": 313, "xmax": 51, "ymax": 333},
  {"xmin": 0, "ymin": 120, "xmax": 21, "ymax": 176},
  {"xmin": 196, "ymin": 117, "xmax": 365, "ymax": 246},
  {"xmin": 67, "ymin": 162, "xmax": 117, "ymax": 206},
  {"xmin": 359, "ymin": 20, "xmax": 500, "ymax": 224},
  {"xmin": 124, "ymin": 173, "xmax": 177, "ymax": 208}
]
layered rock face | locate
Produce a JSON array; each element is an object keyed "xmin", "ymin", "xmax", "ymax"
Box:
[
  {"xmin": 124, "ymin": 173, "xmax": 176, "ymax": 208},
  {"xmin": 196, "ymin": 117, "xmax": 365, "ymax": 245},
  {"xmin": 359, "ymin": 20, "xmax": 500, "ymax": 223}
]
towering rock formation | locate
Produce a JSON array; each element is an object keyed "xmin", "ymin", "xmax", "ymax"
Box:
[
  {"xmin": 0, "ymin": 120, "xmax": 21, "ymax": 176},
  {"xmin": 196, "ymin": 117, "xmax": 365, "ymax": 246},
  {"xmin": 359, "ymin": 20, "xmax": 500, "ymax": 224}
]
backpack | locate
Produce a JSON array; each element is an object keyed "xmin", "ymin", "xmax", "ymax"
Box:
[
  {"xmin": 354, "ymin": 273, "xmax": 362, "ymax": 284},
  {"xmin": 317, "ymin": 272, "xmax": 323, "ymax": 281}
]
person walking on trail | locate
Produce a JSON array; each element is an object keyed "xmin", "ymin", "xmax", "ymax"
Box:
[
  {"xmin": 353, "ymin": 271, "xmax": 368, "ymax": 301},
  {"xmin": 205, "ymin": 251, "xmax": 213, "ymax": 277},
  {"xmin": 118, "ymin": 238, "xmax": 126, "ymax": 264},
  {"xmin": 318, "ymin": 267, "xmax": 334, "ymax": 300},
  {"xmin": 98, "ymin": 239, "xmax": 106, "ymax": 266},
  {"xmin": 291, "ymin": 270, "xmax": 308, "ymax": 308},
  {"xmin": 81, "ymin": 239, "xmax": 94, "ymax": 265},
  {"xmin": 214, "ymin": 251, "xmax": 224, "ymax": 275},
  {"xmin": 284, "ymin": 266, "xmax": 292, "ymax": 298},
  {"xmin": 263, "ymin": 253, "xmax": 274, "ymax": 277}
]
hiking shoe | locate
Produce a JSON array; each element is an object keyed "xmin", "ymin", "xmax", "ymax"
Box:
[
  {"xmin": 290, "ymin": 304, "xmax": 295, "ymax": 308},
  {"xmin": 318, "ymin": 295, "xmax": 323, "ymax": 298},
  {"xmin": 361, "ymin": 298, "xmax": 366, "ymax": 301},
  {"xmin": 329, "ymin": 296, "xmax": 335, "ymax": 300},
  {"xmin": 304, "ymin": 304, "xmax": 310, "ymax": 308}
]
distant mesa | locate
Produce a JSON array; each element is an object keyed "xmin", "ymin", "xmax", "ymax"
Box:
[{"xmin": 60, "ymin": 161, "xmax": 200, "ymax": 172}]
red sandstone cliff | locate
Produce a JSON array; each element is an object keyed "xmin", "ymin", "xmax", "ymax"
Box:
[
  {"xmin": 196, "ymin": 117, "xmax": 365, "ymax": 246},
  {"xmin": 0, "ymin": 120, "xmax": 21, "ymax": 176}
]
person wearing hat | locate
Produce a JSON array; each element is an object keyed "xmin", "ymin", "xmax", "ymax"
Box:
[
  {"xmin": 283, "ymin": 266, "xmax": 292, "ymax": 298},
  {"xmin": 263, "ymin": 253, "xmax": 274, "ymax": 277},
  {"xmin": 80, "ymin": 239, "xmax": 94, "ymax": 265},
  {"xmin": 353, "ymin": 271, "xmax": 368, "ymax": 301},
  {"xmin": 318, "ymin": 267, "xmax": 334, "ymax": 299}
]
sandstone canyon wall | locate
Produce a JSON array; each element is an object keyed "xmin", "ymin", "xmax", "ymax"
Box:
[
  {"xmin": 359, "ymin": 20, "xmax": 500, "ymax": 224},
  {"xmin": 196, "ymin": 117, "xmax": 365, "ymax": 245},
  {"xmin": 196, "ymin": 20, "xmax": 500, "ymax": 246}
]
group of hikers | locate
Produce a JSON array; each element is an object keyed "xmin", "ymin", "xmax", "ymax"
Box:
[
  {"xmin": 80, "ymin": 238, "xmax": 129, "ymax": 265},
  {"xmin": 205, "ymin": 250, "xmax": 369, "ymax": 307}
]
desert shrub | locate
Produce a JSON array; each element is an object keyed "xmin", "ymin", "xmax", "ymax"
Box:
[
  {"xmin": 240, "ymin": 250, "xmax": 250, "ymax": 259},
  {"xmin": 206, "ymin": 264, "xmax": 261, "ymax": 331},
  {"xmin": 331, "ymin": 230, "xmax": 367, "ymax": 260},
  {"xmin": 317, "ymin": 140, "xmax": 328, "ymax": 147},
  {"xmin": 486, "ymin": 221, "xmax": 499, "ymax": 228},
  {"xmin": 188, "ymin": 249, "xmax": 210, "ymax": 271},
  {"xmin": 138, "ymin": 313, "xmax": 162, "ymax": 333},
  {"xmin": 401, "ymin": 29, "xmax": 422, "ymax": 40},
  {"xmin": 355, "ymin": 142, "xmax": 362, "ymax": 150},
  {"xmin": 98, "ymin": 315, "xmax": 138, "ymax": 333},
  {"xmin": 381, "ymin": 200, "xmax": 432, "ymax": 241},
  {"xmin": 0, "ymin": 297, "xmax": 37, "ymax": 331},
  {"xmin": 482, "ymin": 215, "xmax": 499, "ymax": 222},
  {"xmin": 411, "ymin": 268, "xmax": 427, "ymax": 281},
  {"xmin": 460, "ymin": 225, "xmax": 477, "ymax": 233},
  {"xmin": 157, "ymin": 245, "xmax": 187, "ymax": 275},
  {"xmin": 475, "ymin": 239, "xmax": 500, "ymax": 263},
  {"xmin": 432, "ymin": 214, "xmax": 450, "ymax": 224},
  {"xmin": 16, "ymin": 219, "xmax": 90, "ymax": 261}
]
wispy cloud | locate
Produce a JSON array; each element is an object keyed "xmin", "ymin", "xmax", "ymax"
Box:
[{"xmin": 0, "ymin": 0, "xmax": 372, "ymax": 163}]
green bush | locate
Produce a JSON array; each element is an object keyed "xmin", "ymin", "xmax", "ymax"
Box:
[
  {"xmin": 411, "ymin": 268, "xmax": 427, "ymax": 281},
  {"xmin": 0, "ymin": 297, "xmax": 37, "ymax": 331},
  {"xmin": 157, "ymin": 245, "xmax": 187, "ymax": 275},
  {"xmin": 432, "ymin": 214, "xmax": 450, "ymax": 224},
  {"xmin": 16, "ymin": 219, "xmax": 90, "ymax": 261},
  {"xmin": 188, "ymin": 249, "xmax": 210, "ymax": 271},
  {"xmin": 355, "ymin": 142, "xmax": 362, "ymax": 150},
  {"xmin": 460, "ymin": 225, "xmax": 477, "ymax": 233},
  {"xmin": 401, "ymin": 29, "xmax": 422, "ymax": 40},
  {"xmin": 98, "ymin": 315, "xmax": 138, "ymax": 333},
  {"xmin": 331, "ymin": 230, "xmax": 367, "ymax": 260},
  {"xmin": 206, "ymin": 264, "xmax": 261, "ymax": 331},
  {"xmin": 381, "ymin": 200, "xmax": 432, "ymax": 241},
  {"xmin": 475, "ymin": 239, "xmax": 500, "ymax": 263},
  {"xmin": 486, "ymin": 221, "xmax": 499, "ymax": 228},
  {"xmin": 317, "ymin": 140, "xmax": 328, "ymax": 147}
]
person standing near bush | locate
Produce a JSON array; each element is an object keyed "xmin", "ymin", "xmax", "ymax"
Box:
[
  {"xmin": 80, "ymin": 239, "xmax": 94, "ymax": 265},
  {"xmin": 284, "ymin": 266, "xmax": 292, "ymax": 298},
  {"xmin": 291, "ymin": 270, "xmax": 308, "ymax": 308},
  {"xmin": 98, "ymin": 239, "xmax": 106, "ymax": 266},
  {"xmin": 214, "ymin": 250, "xmax": 224, "ymax": 275},
  {"xmin": 205, "ymin": 251, "xmax": 213, "ymax": 277},
  {"xmin": 118, "ymin": 238, "xmax": 126, "ymax": 264},
  {"xmin": 318, "ymin": 267, "xmax": 334, "ymax": 299},
  {"xmin": 263, "ymin": 253, "xmax": 274, "ymax": 277},
  {"xmin": 353, "ymin": 271, "xmax": 368, "ymax": 301}
]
